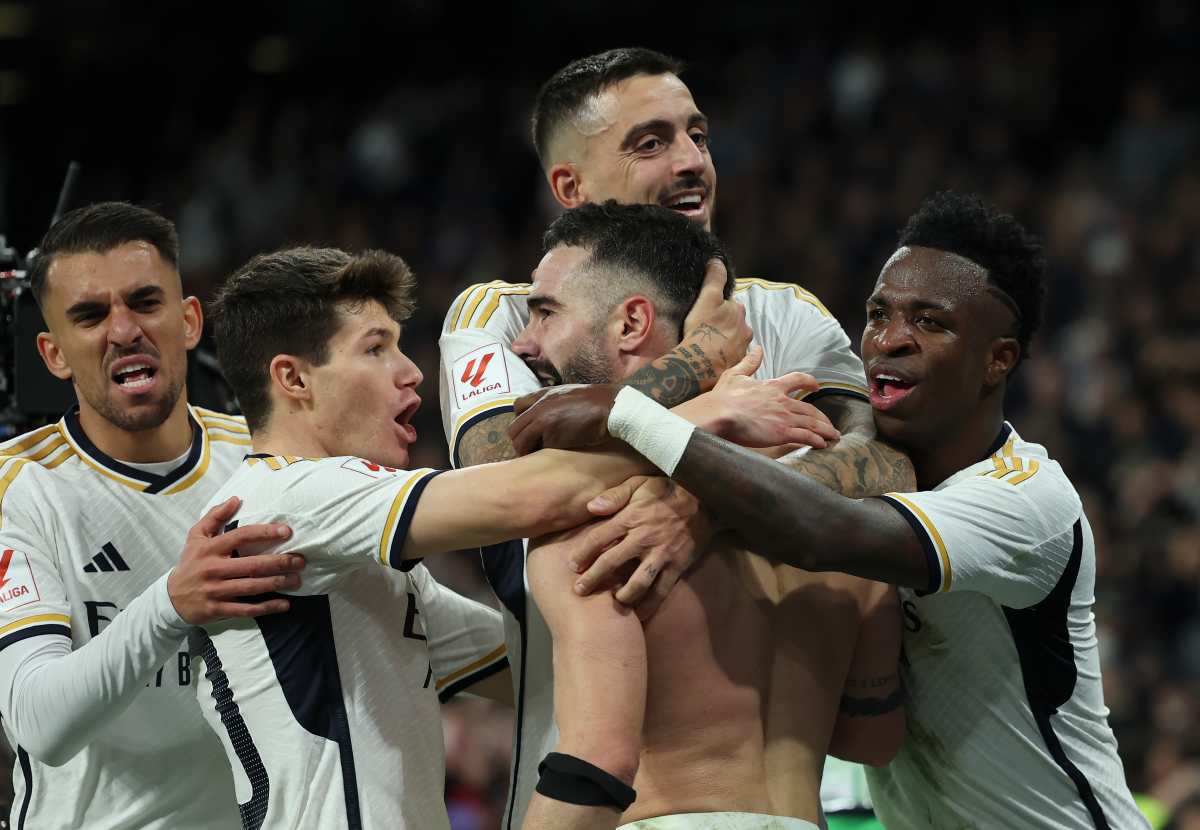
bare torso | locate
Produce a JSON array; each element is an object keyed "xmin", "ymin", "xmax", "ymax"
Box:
[{"xmin": 624, "ymin": 537, "xmax": 865, "ymax": 825}]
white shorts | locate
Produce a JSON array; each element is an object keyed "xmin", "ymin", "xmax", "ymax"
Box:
[{"xmin": 618, "ymin": 813, "xmax": 820, "ymax": 830}]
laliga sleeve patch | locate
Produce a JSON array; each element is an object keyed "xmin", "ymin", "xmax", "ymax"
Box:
[
  {"xmin": 451, "ymin": 342, "xmax": 511, "ymax": 406},
  {"xmin": 340, "ymin": 458, "xmax": 401, "ymax": 479},
  {"xmin": 0, "ymin": 548, "xmax": 41, "ymax": 612}
]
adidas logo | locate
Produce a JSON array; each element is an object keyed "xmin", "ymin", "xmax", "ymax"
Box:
[{"xmin": 83, "ymin": 542, "xmax": 130, "ymax": 573}]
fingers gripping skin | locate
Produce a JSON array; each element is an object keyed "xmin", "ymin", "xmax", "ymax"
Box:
[
  {"xmin": 166, "ymin": 497, "xmax": 305, "ymax": 624},
  {"xmin": 572, "ymin": 477, "xmax": 714, "ymax": 621},
  {"xmin": 510, "ymin": 384, "xmax": 620, "ymax": 455},
  {"xmin": 674, "ymin": 345, "xmax": 841, "ymax": 449}
]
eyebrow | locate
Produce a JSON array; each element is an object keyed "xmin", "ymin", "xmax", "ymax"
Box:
[
  {"xmin": 866, "ymin": 295, "xmax": 952, "ymax": 312},
  {"xmin": 64, "ymin": 283, "xmax": 167, "ymax": 320},
  {"xmin": 360, "ymin": 326, "xmax": 397, "ymax": 341},
  {"xmin": 526, "ymin": 295, "xmax": 561, "ymax": 313}
]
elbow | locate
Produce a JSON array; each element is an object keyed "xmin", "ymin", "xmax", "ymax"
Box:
[{"xmin": 9, "ymin": 726, "xmax": 77, "ymax": 767}]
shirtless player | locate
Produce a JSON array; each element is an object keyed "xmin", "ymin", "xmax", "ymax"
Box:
[{"xmin": 512, "ymin": 203, "xmax": 905, "ymax": 830}]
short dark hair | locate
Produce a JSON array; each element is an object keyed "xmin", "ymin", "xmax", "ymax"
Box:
[
  {"xmin": 531, "ymin": 48, "xmax": 684, "ymax": 168},
  {"xmin": 543, "ymin": 201, "xmax": 732, "ymax": 334},
  {"xmin": 29, "ymin": 202, "xmax": 180, "ymax": 308},
  {"xmin": 898, "ymin": 191, "xmax": 1046, "ymax": 364},
  {"xmin": 210, "ymin": 247, "xmax": 417, "ymax": 433}
]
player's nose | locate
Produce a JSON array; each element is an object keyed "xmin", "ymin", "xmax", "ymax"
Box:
[
  {"xmin": 396, "ymin": 350, "xmax": 423, "ymax": 388},
  {"xmin": 512, "ymin": 324, "xmax": 539, "ymax": 360},
  {"xmin": 107, "ymin": 305, "xmax": 145, "ymax": 347}
]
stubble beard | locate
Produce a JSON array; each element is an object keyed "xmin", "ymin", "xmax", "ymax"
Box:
[{"xmin": 80, "ymin": 370, "xmax": 184, "ymax": 433}]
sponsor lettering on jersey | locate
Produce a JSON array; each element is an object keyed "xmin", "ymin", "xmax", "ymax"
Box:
[
  {"xmin": 0, "ymin": 548, "xmax": 40, "ymax": 611},
  {"xmin": 452, "ymin": 342, "xmax": 510, "ymax": 404}
]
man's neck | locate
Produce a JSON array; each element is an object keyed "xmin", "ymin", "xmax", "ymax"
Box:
[
  {"xmin": 77, "ymin": 397, "xmax": 194, "ymax": 464},
  {"xmin": 250, "ymin": 418, "xmax": 330, "ymax": 460},
  {"xmin": 909, "ymin": 408, "xmax": 1008, "ymax": 490}
]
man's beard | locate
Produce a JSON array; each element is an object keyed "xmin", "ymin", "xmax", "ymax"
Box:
[
  {"xmin": 78, "ymin": 365, "xmax": 184, "ymax": 433},
  {"xmin": 526, "ymin": 331, "xmax": 616, "ymax": 387}
]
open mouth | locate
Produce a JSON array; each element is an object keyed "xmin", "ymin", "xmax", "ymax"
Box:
[
  {"xmin": 111, "ymin": 360, "xmax": 159, "ymax": 392},
  {"xmin": 394, "ymin": 399, "xmax": 420, "ymax": 444},
  {"xmin": 661, "ymin": 190, "xmax": 706, "ymax": 217},
  {"xmin": 869, "ymin": 371, "xmax": 918, "ymax": 411}
]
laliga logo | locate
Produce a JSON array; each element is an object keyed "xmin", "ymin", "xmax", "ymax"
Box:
[
  {"xmin": 459, "ymin": 352, "xmax": 503, "ymax": 399},
  {"xmin": 460, "ymin": 353, "xmax": 494, "ymax": 387},
  {"xmin": 0, "ymin": 548, "xmax": 33, "ymax": 605}
]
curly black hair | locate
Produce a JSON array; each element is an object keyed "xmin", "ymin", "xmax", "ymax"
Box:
[{"xmin": 898, "ymin": 191, "xmax": 1046, "ymax": 364}]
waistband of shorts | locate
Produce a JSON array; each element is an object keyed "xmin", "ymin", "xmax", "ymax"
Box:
[{"xmin": 618, "ymin": 812, "xmax": 820, "ymax": 830}]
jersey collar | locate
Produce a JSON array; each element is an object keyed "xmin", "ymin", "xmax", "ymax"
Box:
[
  {"xmin": 982, "ymin": 422, "xmax": 1014, "ymax": 462},
  {"xmin": 60, "ymin": 405, "xmax": 208, "ymax": 494}
]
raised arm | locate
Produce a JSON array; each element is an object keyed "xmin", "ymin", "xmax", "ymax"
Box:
[{"xmin": 455, "ymin": 259, "xmax": 751, "ymax": 467}]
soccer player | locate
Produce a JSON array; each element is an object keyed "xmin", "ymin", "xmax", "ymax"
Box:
[
  {"xmin": 508, "ymin": 192, "xmax": 1151, "ymax": 830},
  {"xmin": 508, "ymin": 202, "xmax": 904, "ymax": 830},
  {"xmin": 199, "ymin": 245, "xmax": 802, "ymax": 829},
  {"xmin": 437, "ymin": 47, "xmax": 915, "ymax": 828},
  {"xmin": 0, "ymin": 202, "xmax": 306, "ymax": 829}
]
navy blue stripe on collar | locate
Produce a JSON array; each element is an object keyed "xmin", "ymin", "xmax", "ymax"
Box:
[
  {"xmin": 983, "ymin": 422, "xmax": 1014, "ymax": 461},
  {"xmin": 62, "ymin": 405, "xmax": 205, "ymax": 494}
]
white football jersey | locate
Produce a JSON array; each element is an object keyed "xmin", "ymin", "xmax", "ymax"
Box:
[
  {"xmin": 438, "ymin": 276, "xmax": 869, "ymax": 828},
  {"xmin": 437, "ymin": 277, "xmax": 868, "ymax": 466},
  {"xmin": 866, "ymin": 424, "xmax": 1147, "ymax": 829},
  {"xmin": 196, "ymin": 455, "xmax": 507, "ymax": 830},
  {"xmin": 0, "ymin": 406, "xmax": 251, "ymax": 830}
]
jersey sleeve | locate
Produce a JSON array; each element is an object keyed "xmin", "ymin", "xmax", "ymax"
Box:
[
  {"xmin": 0, "ymin": 465, "xmax": 72, "ymax": 655},
  {"xmin": 238, "ymin": 459, "xmax": 445, "ymax": 593},
  {"xmin": 735, "ymin": 279, "xmax": 869, "ymax": 401},
  {"xmin": 438, "ymin": 281, "xmax": 541, "ymax": 467},
  {"xmin": 407, "ymin": 564, "xmax": 508, "ymax": 701},
  {"xmin": 876, "ymin": 464, "xmax": 1082, "ymax": 608}
]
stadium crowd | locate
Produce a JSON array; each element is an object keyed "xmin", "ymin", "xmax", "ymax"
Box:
[{"xmin": 2, "ymin": 4, "xmax": 1198, "ymax": 828}]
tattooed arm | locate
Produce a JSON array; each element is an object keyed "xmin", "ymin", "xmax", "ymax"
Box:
[
  {"xmin": 457, "ymin": 322, "xmax": 746, "ymax": 467},
  {"xmin": 781, "ymin": 394, "xmax": 916, "ymax": 498}
]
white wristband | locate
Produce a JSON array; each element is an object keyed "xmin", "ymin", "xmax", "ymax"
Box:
[{"xmin": 607, "ymin": 386, "xmax": 696, "ymax": 476}]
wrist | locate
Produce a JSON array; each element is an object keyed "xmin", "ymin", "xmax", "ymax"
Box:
[
  {"xmin": 672, "ymin": 393, "xmax": 730, "ymax": 436},
  {"xmin": 159, "ymin": 570, "xmax": 190, "ymax": 629},
  {"xmin": 607, "ymin": 387, "xmax": 696, "ymax": 476}
]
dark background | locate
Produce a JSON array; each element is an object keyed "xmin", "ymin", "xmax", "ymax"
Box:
[{"xmin": 2, "ymin": 2, "xmax": 1199, "ymax": 827}]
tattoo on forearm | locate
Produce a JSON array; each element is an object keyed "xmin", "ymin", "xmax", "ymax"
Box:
[
  {"xmin": 623, "ymin": 349, "xmax": 711, "ymax": 406},
  {"xmin": 839, "ymin": 682, "xmax": 906, "ymax": 717},
  {"xmin": 784, "ymin": 437, "xmax": 916, "ymax": 498},
  {"xmin": 457, "ymin": 411, "xmax": 518, "ymax": 466}
]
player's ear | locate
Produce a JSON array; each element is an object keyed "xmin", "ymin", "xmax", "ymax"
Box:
[
  {"xmin": 181, "ymin": 296, "xmax": 203, "ymax": 350},
  {"xmin": 548, "ymin": 163, "xmax": 586, "ymax": 209},
  {"xmin": 269, "ymin": 354, "xmax": 312, "ymax": 406},
  {"xmin": 615, "ymin": 296, "xmax": 657, "ymax": 355},
  {"xmin": 36, "ymin": 332, "xmax": 73, "ymax": 381},
  {"xmin": 984, "ymin": 337, "xmax": 1020, "ymax": 388}
]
